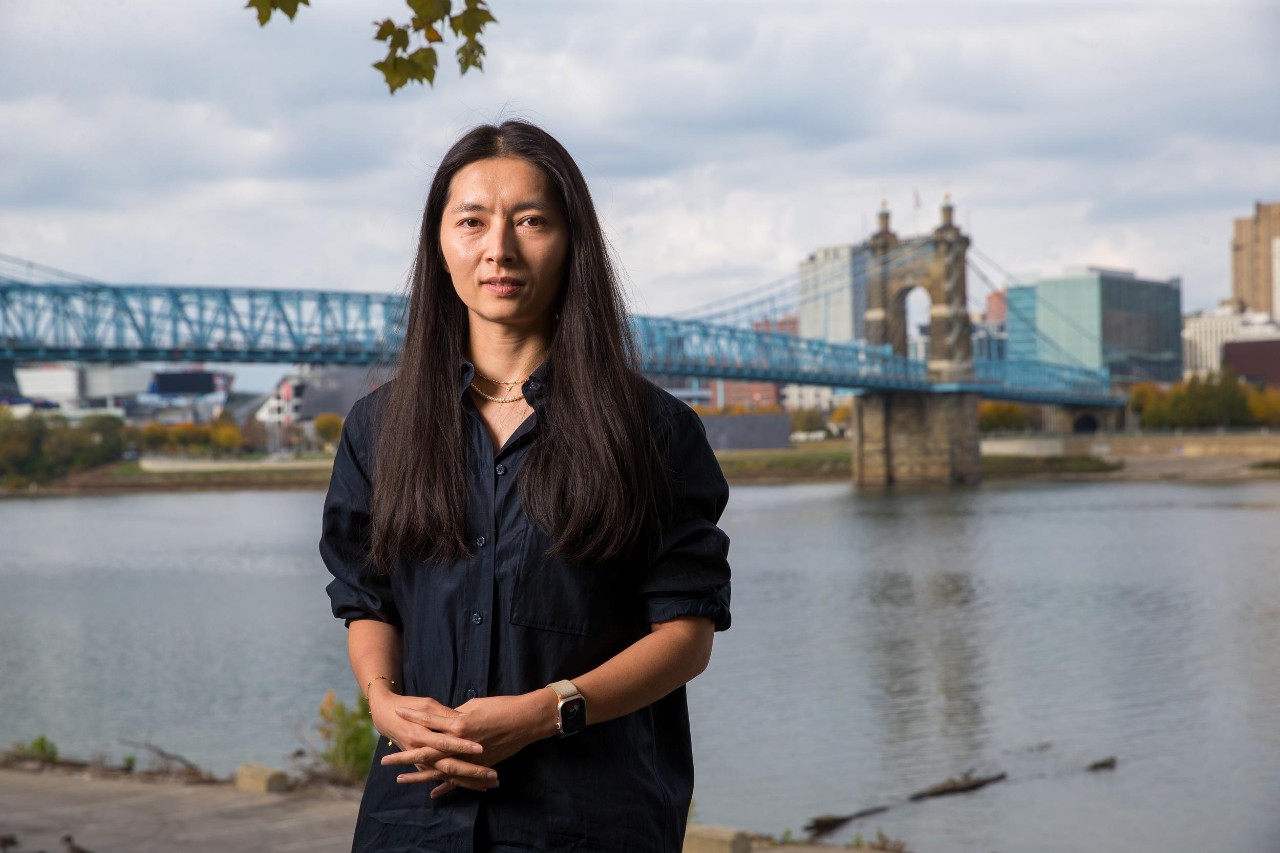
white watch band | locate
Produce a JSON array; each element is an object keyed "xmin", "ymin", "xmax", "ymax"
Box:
[{"xmin": 547, "ymin": 679, "xmax": 581, "ymax": 701}]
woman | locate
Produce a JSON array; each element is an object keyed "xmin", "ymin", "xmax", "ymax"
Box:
[{"xmin": 320, "ymin": 120, "xmax": 731, "ymax": 853}]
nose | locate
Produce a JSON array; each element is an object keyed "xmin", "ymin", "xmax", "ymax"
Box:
[{"xmin": 485, "ymin": 221, "xmax": 516, "ymax": 265}]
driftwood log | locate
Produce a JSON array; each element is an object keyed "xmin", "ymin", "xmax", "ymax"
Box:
[
  {"xmin": 117, "ymin": 739, "xmax": 216, "ymax": 781},
  {"xmin": 908, "ymin": 771, "xmax": 1006, "ymax": 801},
  {"xmin": 804, "ymin": 805, "xmax": 891, "ymax": 838}
]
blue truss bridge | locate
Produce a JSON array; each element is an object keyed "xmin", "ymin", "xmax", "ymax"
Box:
[{"xmin": 0, "ymin": 250, "xmax": 1121, "ymax": 408}]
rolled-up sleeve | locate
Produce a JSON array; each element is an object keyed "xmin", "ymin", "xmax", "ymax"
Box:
[
  {"xmin": 640, "ymin": 408, "xmax": 732, "ymax": 631},
  {"xmin": 320, "ymin": 397, "xmax": 401, "ymax": 629}
]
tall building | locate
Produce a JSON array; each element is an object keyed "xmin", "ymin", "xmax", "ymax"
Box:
[
  {"xmin": 1231, "ymin": 201, "xmax": 1280, "ymax": 318},
  {"xmin": 785, "ymin": 244, "xmax": 869, "ymax": 411},
  {"xmin": 1006, "ymin": 266, "xmax": 1183, "ymax": 384},
  {"xmin": 1182, "ymin": 302, "xmax": 1278, "ymax": 379},
  {"xmin": 798, "ymin": 243, "xmax": 869, "ymax": 343}
]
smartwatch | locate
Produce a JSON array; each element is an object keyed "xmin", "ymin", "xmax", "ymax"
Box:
[{"xmin": 547, "ymin": 679, "xmax": 587, "ymax": 737}]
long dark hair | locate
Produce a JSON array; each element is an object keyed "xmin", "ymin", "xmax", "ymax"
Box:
[{"xmin": 370, "ymin": 120, "xmax": 663, "ymax": 571}]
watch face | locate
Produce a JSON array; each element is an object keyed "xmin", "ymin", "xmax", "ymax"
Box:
[{"xmin": 559, "ymin": 696, "xmax": 586, "ymax": 736}]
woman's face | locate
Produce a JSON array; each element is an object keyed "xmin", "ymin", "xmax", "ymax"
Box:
[{"xmin": 440, "ymin": 156, "xmax": 570, "ymax": 337}]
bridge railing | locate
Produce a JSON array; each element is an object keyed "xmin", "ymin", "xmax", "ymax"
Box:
[
  {"xmin": 972, "ymin": 357, "xmax": 1116, "ymax": 403},
  {"xmin": 1, "ymin": 279, "xmax": 1118, "ymax": 406},
  {"xmin": 0, "ymin": 281, "xmax": 406, "ymax": 364},
  {"xmin": 632, "ymin": 315, "xmax": 930, "ymax": 390}
]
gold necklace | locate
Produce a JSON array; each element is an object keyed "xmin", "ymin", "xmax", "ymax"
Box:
[
  {"xmin": 474, "ymin": 369, "xmax": 528, "ymax": 388},
  {"xmin": 469, "ymin": 382, "xmax": 524, "ymax": 404}
]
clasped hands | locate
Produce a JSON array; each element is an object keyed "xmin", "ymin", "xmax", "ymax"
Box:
[{"xmin": 371, "ymin": 690, "xmax": 553, "ymax": 799}]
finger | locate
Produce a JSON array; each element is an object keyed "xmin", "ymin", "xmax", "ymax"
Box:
[
  {"xmin": 393, "ymin": 768, "xmax": 494, "ymax": 790},
  {"xmin": 395, "ymin": 706, "xmax": 470, "ymax": 737},
  {"xmin": 430, "ymin": 775, "xmax": 499, "ymax": 798},
  {"xmin": 395, "ymin": 696, "xmax": 463, "ymax": 717},
  {"xmin": 381, "ymin": 748, "xmax": 447, "ymax": 767}
]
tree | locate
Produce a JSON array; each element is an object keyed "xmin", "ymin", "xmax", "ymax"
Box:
[
  {"xmin": 1247, "ymin": 385, "xmax": 1280, "ymax": 427},
  {"xmin": 978, "ymin": 401, "xmax": 1029, "ymax": 432},
  {"xmin": 314, "ymin": 412, "xmax": 344, "ymax": 445},
  {"xmin": 246, "ymin": 0, "xmax": 496, "ymax": 93},
  {"xmin": 241, "ymin": 416, "xmax": 270, "ymax": 453},
  {"xmin": 141, "ymin": 422, "xmax": 170, "ymax": 454},
  {"xmin": 210, "ymin": 418, "xmax": 244, "ymax": 456}
]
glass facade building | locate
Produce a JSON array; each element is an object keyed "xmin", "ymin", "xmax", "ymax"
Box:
[{"xmin": 1006, "ymin": 267, "xmax": 1183, "ymax": 384}]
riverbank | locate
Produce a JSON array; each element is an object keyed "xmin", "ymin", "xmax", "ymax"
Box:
[
  {"xmin": 0, "ymin": 766, "xmax": 844, "ymax": 853},
  {"xmin": 4, "ymin": 436, "xmax": 1279, "ymax": 497}
]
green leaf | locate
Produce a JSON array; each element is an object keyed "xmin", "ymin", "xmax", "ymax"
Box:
[
  {"xmin": 373, "ymin": 18, "xmax": 397, "ymax": 41},
  {"xmin": 407, "ymin": 46, "xmax": 439, "ymax": 84},
  {"xmin": 245, "ymin": 0, "xmax": 274, "ymax": 26},
  {"xmin": 407, "ymin": 0, "xmax": 452, "ymax": 22},
  {"xmin": 456, "ymin": 39, "xmax": 485, "ymax": 75},
  {"xmin": 275, "ymin": 0, "xmax": 309, "ymax": 19},
  {"xmin": 373, "ymin": 56, "xmax": 409, "ymax": 94},
  {"xmin": 449, "ymin": 5, "xmax": 495, "ymax": 40},
  {"xmin": 389, "ymin": 25, "xmax": 411, "ymax": 53}
]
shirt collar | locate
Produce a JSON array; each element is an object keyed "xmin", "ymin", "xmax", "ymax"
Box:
[{"xmin": 458, "ymin": 359, "xmax": 551, "ymax": 409}]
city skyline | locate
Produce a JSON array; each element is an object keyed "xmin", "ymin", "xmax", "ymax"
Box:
[{"xmin": 2, "ymin": 1, "xmax": 1278, "ymax": 329}]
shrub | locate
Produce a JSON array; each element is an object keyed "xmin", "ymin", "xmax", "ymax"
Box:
[
  {"xmin": 11, "ymin": 734, "xmax": 59, "ymax": 763},
  {"xmin": 315, "ymin": 691, "xmax": 376, "ymax": 784}
]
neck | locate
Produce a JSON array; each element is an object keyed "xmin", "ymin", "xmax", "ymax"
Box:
[{"xmin": 467, "ymin": 320, "xmax": 551, "ymax": 383}]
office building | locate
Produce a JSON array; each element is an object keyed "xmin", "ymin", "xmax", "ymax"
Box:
[
  {"xmin": 798, "ymin": 243, "xmax": 869, "ymax": 343},
  {"xmin": 1223, "ymin": 337, "xmax": 1280, "ymax": 388},
  {"xmin": 1006, "ymin": 266, "xmax": 1183, "ymax": 384},
  {"xmin": 784, "ymin": 243, "xmax": 870, "ymax": 411},
  {"xmin": 1231, "ymin": 201, "xmax": 1280, "ymax": 318},
  {"xmin": 1183, "ymin": 302, "xmax": 1278, "ymax": 378}
]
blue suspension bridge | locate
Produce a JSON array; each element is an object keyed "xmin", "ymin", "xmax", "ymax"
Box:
[{"xmin": 0, "ymin": 242, "xmax": 1121, "ymax": 409}]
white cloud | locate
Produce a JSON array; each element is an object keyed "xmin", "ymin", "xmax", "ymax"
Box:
[{"xmin": 1, "ymin": 0, "xmax": 1277, "ymax": 332}]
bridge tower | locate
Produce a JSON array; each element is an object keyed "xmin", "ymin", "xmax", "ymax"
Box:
[{"xmin": 852, "ymin": 200, "xmax": 982, "ymax": 485}]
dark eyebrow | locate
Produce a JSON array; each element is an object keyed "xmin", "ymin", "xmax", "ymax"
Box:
[{"xmin": 449, "ymin": 200, "xmax": 553, "ymax": 214}]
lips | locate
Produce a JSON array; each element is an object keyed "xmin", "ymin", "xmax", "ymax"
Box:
[{"xmin": 482, "ymin": 276, "xmax": 525, "ymax": 297}]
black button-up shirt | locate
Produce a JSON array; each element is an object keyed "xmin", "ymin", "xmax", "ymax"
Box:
[{"xmin": 321, "ymin": 362, "xmax": 731, "ymax": 852}]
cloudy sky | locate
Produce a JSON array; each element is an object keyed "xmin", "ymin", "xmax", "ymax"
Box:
[{"xmin": 3, "ymin": 0, "xmax": 1279, "ymax": 384}]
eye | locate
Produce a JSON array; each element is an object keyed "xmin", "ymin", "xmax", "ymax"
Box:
[
  {"xmin": 458, "ymin": 217, "xmax": 482, "ymax": 228},
  {"xmin": 520, "ymin": 215, "xmax": 547, "ymax": 227}
]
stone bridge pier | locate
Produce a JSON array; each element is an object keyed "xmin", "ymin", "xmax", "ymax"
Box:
[{"xmin": 852, "ymin": 201, "xmax": 982, "ymax": 486}]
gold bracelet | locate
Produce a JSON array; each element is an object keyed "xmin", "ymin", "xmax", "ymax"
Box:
[{"xmin": 364, "ymin": 676, "xmax": 396, "ymax": 703}]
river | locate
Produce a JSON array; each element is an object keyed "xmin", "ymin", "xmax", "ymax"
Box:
[{"xmin": 1, "ymin": 482, "xmax": 1278, "ymax": 852}]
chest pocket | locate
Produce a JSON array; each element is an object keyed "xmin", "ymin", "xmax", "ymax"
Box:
[{"xmin": 509, "ymin": 525, "xmax": 597, "ymax": 636}]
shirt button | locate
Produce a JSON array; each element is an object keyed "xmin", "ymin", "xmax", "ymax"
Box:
[
  {"xmin": 475, "ymin": 536, "xmax": 486, "ymax": 547},
  {"xmin": 470, "ymin": 612, "xmax": 483, "ymax": 625},
  {"xmin": 495, "ymin": 464, "xmax": 507, "ymax": 476},
  {"xmin": 465, "ymin": 688, "xmax": 477, "ymax": 699},
  {"xmin": 527, "ymin": 381, "xmax": 542, "ymax": 392}
]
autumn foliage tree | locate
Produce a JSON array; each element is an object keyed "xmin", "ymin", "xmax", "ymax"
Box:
[
  {"xmin": 314, "ymin": 412, "xmax": 344, "ymax": 445},
  {"xmin": 978, "ymin": 401, "xmax": 1035, "ymax": 432},
  {"xmin": 1130, "ymin": 371, "xmax": 1265, "ymax": 429},
  {"xmin": 0, "ymin": 411, "xmax": 130, "ymax": 488}
]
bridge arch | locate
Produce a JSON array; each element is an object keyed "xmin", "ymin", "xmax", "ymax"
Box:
[
  {"xmin": 865, "ymin": 201, "xmax": 972, "ymax": 381},
  {"xmin": 1073, "ymin": 412, "xmax": 1099, "ymax": 434}
]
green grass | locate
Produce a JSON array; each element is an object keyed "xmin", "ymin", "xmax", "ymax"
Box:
[
  {"xmin": 43, "ymin": 459, "xmax": 332, "ymax": 491},
  {"xmin": 715, "ymin": 442, "xmax": 852, "ymax": 480},
  {"xmin": 1250, "ymin": 458, "xmax": 1280, "ymax": 471},
  {"xmin": 715, "ymin": 446, "xmax": 1123, "ymax": 482}
]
